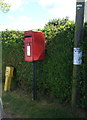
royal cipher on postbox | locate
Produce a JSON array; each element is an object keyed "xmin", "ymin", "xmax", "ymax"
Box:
[{"xmin": 24, "ymin": 30, "xmax": 45, "ymax": 62}]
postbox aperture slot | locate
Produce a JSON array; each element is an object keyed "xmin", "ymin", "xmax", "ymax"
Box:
[{"xmin": 24, "ymin": 36, "xmax": 32, "ymax": 38}]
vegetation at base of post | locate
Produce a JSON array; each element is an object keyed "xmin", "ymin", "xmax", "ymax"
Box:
[{"xmin": 1, "ymin": 18, "xmax": 87, "ymax": 108}]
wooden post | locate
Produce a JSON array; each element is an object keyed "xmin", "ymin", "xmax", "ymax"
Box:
[{"xmin": 71, "ymin": 0, "xmax": 85, "ymax": 109}]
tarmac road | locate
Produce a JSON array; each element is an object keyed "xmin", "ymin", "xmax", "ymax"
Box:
[
  {"xmin": 0, "ymin": 98, "xmax": 3, "ymax": 119},
  {"xmin": 0, "ymin": 98, "xmax": 7, "ymax": 119}
]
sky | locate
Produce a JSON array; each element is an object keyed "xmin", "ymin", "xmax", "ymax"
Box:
[{"xmin": 0, "ymin": 0, "xmax": 87, "ymax": 31}]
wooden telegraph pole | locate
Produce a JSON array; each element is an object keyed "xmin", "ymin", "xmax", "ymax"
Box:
[{"xmin": 71, "ymin": 0, "xmax": 85, "ymax": 109}]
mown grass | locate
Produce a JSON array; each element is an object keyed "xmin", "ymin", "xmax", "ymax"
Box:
[{"xmin": 2, "ymin": 90, "xmax": 85, "ymax": 118}]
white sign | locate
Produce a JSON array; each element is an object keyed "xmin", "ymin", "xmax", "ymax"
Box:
[
  {"xmin": 77, "ymin": 0, "xmax": 85, "ymax": 2},
  {"xmin": 77, "ymin": 4, "xmax": 83, "ymax": 7},
  {"xmin": 73, "ymin": 48, "xmax": 82, "ymax": 65},
  {"xmin": 27, "ymin": 46, "xmax": 30, "ymax": 56},
  {"xmin": 84, "ymin": 1, "xmax": 87, "ymax": 22}
]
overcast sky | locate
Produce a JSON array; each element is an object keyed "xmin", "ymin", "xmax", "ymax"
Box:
[{"xmin": 0, "ymin": 0, "xmax": 87, "ymax": 31}]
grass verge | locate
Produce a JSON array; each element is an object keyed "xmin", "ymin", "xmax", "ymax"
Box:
[{"xmin": 2, "ymin": 90, "xmax": 85, "ymax": 118}]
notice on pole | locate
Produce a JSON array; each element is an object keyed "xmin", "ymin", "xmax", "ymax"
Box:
[
  {"xmin": 85, "ymin": 1, "xmax": 87, "ymax": 22},
  {"xmin": 73, "ymin": 48, "xmax": 82, "ymax": 65},
  {"xmin": 27, "ymin": 46, "xmax": 30, "ymax": 56}
]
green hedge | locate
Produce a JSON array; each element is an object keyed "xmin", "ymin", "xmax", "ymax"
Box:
[
  {"xmin": 38, "ymin": 21, "xmax": 75, "ymax": 102},
  {"xmin": 2, "ymin": 30, "xmax": 33, "ymax": 92},
  {"xmin": 2, "ymin": 21, "xmax": 87, "ymax": 108}
]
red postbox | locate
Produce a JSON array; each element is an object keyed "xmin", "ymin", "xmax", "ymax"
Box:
[{"xmin": 24, "ymin": 30, "xmax": 45, "ymax": 61}]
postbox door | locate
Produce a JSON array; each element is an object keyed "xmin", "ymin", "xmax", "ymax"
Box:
[{"xmin": 24, "ymin": 37, "xmax": 33, "ymax": 61}]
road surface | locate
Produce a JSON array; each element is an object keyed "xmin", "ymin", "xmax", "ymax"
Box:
[
  {"xmin": 0, "ymin": 98, "xmax": 7, "ymax": 119},
  {"xmin": 0, "ymin": 98, "xmax": 3, "ymax": 119}
]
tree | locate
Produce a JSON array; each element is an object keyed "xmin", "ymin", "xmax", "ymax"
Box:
[
  {"xmin": 47, "ymin": 17, "xmax": 69, "ymax": 27},
  {"xmin": 42, "ymin": 17, "xmax": 70, "ymax": 40},
  {"xmin": 0, "ymin": 0, "xmax": 10, "ymax": 12}
]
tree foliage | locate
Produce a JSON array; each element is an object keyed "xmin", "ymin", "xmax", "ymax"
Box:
[
  {"xmin": 47, "ymin": 17, "xmax": 69, "ymax": 26},
  {"xmin": 0, "ymin": 0, "xmax": 10, "ymax": 12},
  {"xmin": 41, "ymin": 17, "xmax": 74, "ymax": 40}
]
